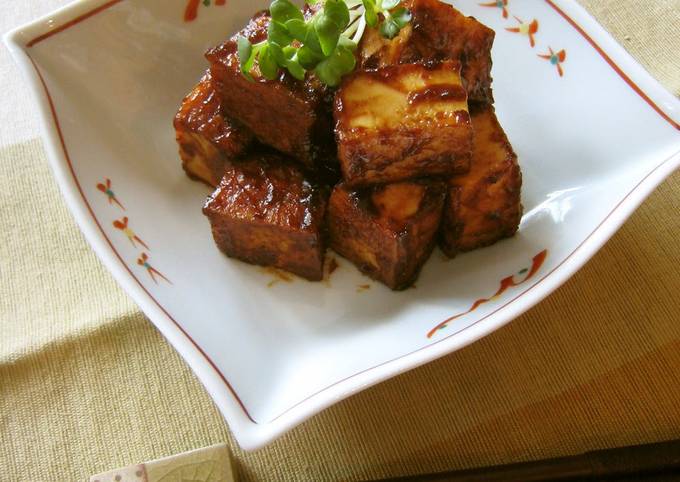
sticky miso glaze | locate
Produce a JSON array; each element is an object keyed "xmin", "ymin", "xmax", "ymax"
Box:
[
  {"xmin": 205, "ymin": 9, "xmax": 334, "ymax": 169},
  {"xmin": 408, "ymin": 84, "xmax": 468, "ymax": 104},
  {"xmin": 335, "ymin": 61, "xmax": 472, "ymax": 187},
  {"xmin": 440, "ymin": 104, "xmax": 522, "ymax": 257},
  {"xmin": 174, "ymin": 71, "xmax": 253, "ymax": 187},
  {"xmin": 358, "ymin": 0, "xmax": 495, "ymax": 103},
  {"xmin": 328, "ymin": 181, "xmax": 446, "ymax": 290},
  {"xmin": 177, "ymin": 0, "xmax": 520, "ymax": 288},
  {"xmin": 203, "ymin": 150, "xmax": 329, "ymax": 281}
]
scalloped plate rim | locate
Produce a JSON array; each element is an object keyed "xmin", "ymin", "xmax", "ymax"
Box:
[{"xmin": 4, "ymin": 0, "xmax": 680, "ymax": 450}]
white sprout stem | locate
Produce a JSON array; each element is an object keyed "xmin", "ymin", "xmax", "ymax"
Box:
[
  {"xmin": 343, "ymin": 21, "xmax": 359, "ymax": 38},
  {"xmin": 344, "ymin": 12, "xmax": 362, "ymax": 36},
  {"xmin": 351, "ymin": 15, "xmax": 366, "ymax": 43},
  {"xmin": 348, "ymin": 8, "xmax": 363, "ymax": 24},
  {"xmin": 342, "ymin": 1, "xmax": 368, "ymax": 42},
  {"xmin": 349, "ymin": 7, "xmax": 363, "ymax": 18}
]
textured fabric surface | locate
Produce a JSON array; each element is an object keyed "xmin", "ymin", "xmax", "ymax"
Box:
[{"xmin": 1, "ymin": 1, "xmax": 679, "ymax": 481}]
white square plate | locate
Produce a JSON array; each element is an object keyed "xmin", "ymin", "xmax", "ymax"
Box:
[{"xmin": 5, "ymin": 0, "xmax": 679, "ymax": 450}]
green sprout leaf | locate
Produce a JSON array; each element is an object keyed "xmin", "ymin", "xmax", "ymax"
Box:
[
  {"xmin": 380, "ymin": 7, "xmax": 411, "ymax": 39},
  {"xmin": 237, "ymin": 36, "xmax": 252, "ymax": 70},
  {"xmin": 314, "ymin": 41, "xmax": 356, "ymax": 86},
  {"xmin": 285, "ymin": 18, "xmax": 308, "ymax": 41},
  {"xmin": 268, "ymin": 20, "xmax": 293, "ymax": 46},
  {"xmin": 235, "ymin": 0, "xmax": 411, "ymax": 86},
  {"xmin": 285, "ymin": 53, "xmax": 306, "ymax": 80},
  {"xmin": 314, "ymin": 0, "xmax": 350, "ymax": 56},
  {"xmin": 380, "ymin": 18, "xmax": 397, "ymax": 38},
  {"xmin": 258, "ymin": 44, "xmax": 279, "ymax": 79},
  {"xmin": 237, "ymin": 36, "xmax": 255, "ymax": 78},
  {"xmin": 268, "ymin": 41, "xmax": 286, "ymax": 64},
  {"xmin": 338, "ymin": 35, "xmax": 358, "ymax": 52},
  {"xmin": 391, "ymin": 7, "xmax": 412, "ymax": 28},
  {"xmin": 270, "ymin": 0, "xmax": 303, "ymax": 23},
  {"xmin": 302, "ymin": 24, "xmax": 324, "ymax": 54},
  {"xmin": 297, "ymin": 45, "xmax": 324, "ymax": 69},
  {"xmin": 362, "ymin": 0, "xmax": 379, "ymax": 27}
]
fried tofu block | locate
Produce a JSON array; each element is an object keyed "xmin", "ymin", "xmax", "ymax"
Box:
[
  {"xmin": 358, "ymin": 0, "xmax": 495, "ymax": 103},
  {"xmin": 328, "ymin": 181, "xmax": 446, "ymax": 290},
  {"xmin": 440, "ymin": 104, "xmax": 522, "ymax": 257},
  {"xmin": 174, "ymin": 71, "xmax": 253, "ymax": 187},
  {"xmin": 203, "ymin": 150, "xmax": 328, "ymax": 281},
  {"xmin": 205, "ymin": 10, "xmax": 333, "ymax": 168},
  {"xmin": 334, "ymin": 61, "xmax": 472, "ymax": 186}
]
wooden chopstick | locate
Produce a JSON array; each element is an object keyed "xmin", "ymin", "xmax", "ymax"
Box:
[{"xmin": 369, "ymin": 439, "xmax": 680, "ymax": 481}]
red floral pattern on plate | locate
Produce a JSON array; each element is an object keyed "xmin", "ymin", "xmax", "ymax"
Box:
[
  {"xmin": 506, "ymin": 16, "xmax": 540, "ymax": 47},
  {"xmin": 113, "ymin": 217, "xmax": 150, "ymax": 250},
  {"xmin": 539, "ymin": 47, "xmax": 567, "ymax": 76},
  {"xmin": 427, "ymin": 250, "xmax": 548, "ymax": 338},
  {"xmin": 184, "ymin": 0, "xmax": 226, "ymax": 22},
  {"xmin": 137, "ymin": 253, "xmax": 172, "ymax": 284},
  {"xmin": 96, "ymin": 178, "xmax": 125, "ymax": 210},
  {"xmin": 479, "ymin": 0, "xmax": 509, "ymax": 19}
]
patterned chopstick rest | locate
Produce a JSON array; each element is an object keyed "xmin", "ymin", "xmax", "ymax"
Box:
[{"xmin": 89, "ymin": 443, "xmax": 236, "ymax": 482}]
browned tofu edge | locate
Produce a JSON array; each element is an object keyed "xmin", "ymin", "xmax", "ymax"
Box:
[
  {"xmin": 440, "ymin": 104, "xmax": 522, "ymax": 257},
  {"xmin": 328, "ymin": 181, "xmax": 446, "ymax": 290},
  {"xmin": 204, "ymin": 10, "xmax": 333, "ymax": 167},
  {"xmin": 202, "ymin": 151, "xmax": 329, "ymax": 281},
  {"xmin": 334, "ymin": 62, "xmax": 473, "ymax": 187},
  {"xmin": 174, "ymin": 71, "xmax": 253, "ymax": 187}
]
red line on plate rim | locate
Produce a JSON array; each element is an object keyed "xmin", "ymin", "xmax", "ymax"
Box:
[
  {"xmin": 22, "ymin": 0, "xmax": 680, "ymax": 426},
  {"xmin": 25, "ymin": 55, "xmax": 256, "ymax": 424},
  {"xmin": 26, "ymin": 0, "xmax": 124, "ymax": 48},
  {"xmin": 23, "ymin": 0, "xmax": 679, "ymax": 132},
  {"xmin": 266, "ymin": 150, "xmax": 677, "ymax": 422},
  {"xmin": 544, "ymin": 0, "xmax": 680, "ymax": 131}
]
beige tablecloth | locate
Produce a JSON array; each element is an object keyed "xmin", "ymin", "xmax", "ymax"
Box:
[{"xmin": 1, "ymin": 1, "xmax": 679, "ymax": 481}]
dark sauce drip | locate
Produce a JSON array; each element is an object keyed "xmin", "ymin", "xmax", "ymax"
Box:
[{"xmin": 408, "ymin": 84, "xmax": 466, "ymax": 105}]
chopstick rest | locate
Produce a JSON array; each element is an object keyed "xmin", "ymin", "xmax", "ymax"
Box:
[{"xmin": 89, "ymin": 443, "xmax": 236, "ymax": 482}]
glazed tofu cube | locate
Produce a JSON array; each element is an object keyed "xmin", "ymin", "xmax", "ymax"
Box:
[
  {"xmin": 440, "ymin": 104, "xmax": 522, "ymax": 257},
  {"xmin": 358, "ymin": 0, "xmax": 495, "ymax": 103},
  {"xmin": 205, "ymin": 11, "xmax": 333, "ymax": 168},
  {"xmin": 174, "ymin": 71, "xmax": 253, "ymax": 187},
  {"xmin": 328, "ymin": 181, "xmax": 446, "ymax": 290},
  {"xmin": 334, "ymin": 61, "xmax": 472, "ymax": 186},
  {"xmin": 203, "ymin": 150, "xmax": 328, "ymax": 281}
]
